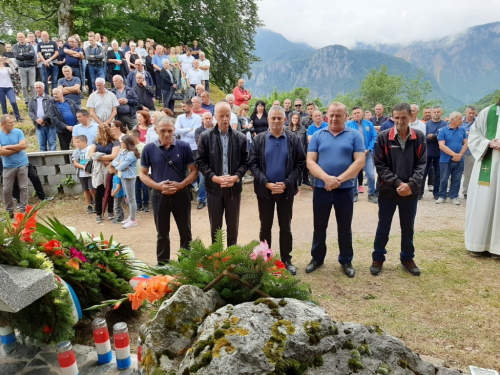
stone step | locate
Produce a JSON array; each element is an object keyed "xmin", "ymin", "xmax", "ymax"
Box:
[{"xmin": 1, "ymin": 340, "xmax": 139, "ymax": 375}]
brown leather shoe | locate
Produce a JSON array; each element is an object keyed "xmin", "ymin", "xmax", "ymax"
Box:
[
  {"xmin": 401, "ymin": 260, "xmax": 421, "ymax": 276},
  {"xmin": 370, "ymin": 260, "xmax": 384, "ymax": 276}
]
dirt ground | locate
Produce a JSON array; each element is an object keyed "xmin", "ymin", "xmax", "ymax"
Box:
[{"xmin": 47, "ymin": 185, "xmax": 466, "ymax": 267}]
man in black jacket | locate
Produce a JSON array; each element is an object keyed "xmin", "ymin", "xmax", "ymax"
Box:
[
  {"xmin": 48, "ymin": 88, "xmax": 78, "ymax": 150},
  {"xmin": 134, "ymin": 73, "xmax": 156, "ymax": 111},
  {"xmin": 28, "ymin": 82, "xmax": 57, "ymax": 151},
  {"xmin": 196, "ymin": 102, "xmax": 248, "ymax": 246},
  {"xmin": 13, "ymin": 32, "xmax": 36, "ymax": 105},
  {"xmin": 111, "ymin": 75, "xmax": 139, "ymax": 130},
  {"xmin": 248, "ymin": 106, "xmax": 306, "ymax": 275},
  {"xmin": 159, "ymin": 60, "xmax": 177, "ymax": 112},
  {"xmin": 371, "ymin": 103, "xmax": 427, "ymax": 277}
]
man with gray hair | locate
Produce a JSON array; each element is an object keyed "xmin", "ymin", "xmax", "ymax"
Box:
[
  {"xmin": 13, "ymin": 32, "xmax": 36, "ymax": 105},
  {"xmin": 226, "ymin": 94, "xmax": 239, "ymax": 115},
  {"xmin": 86, "ymin": 77, "xmax": 119, "ymax": 126},
  {"xmin": 63, "ymin": 36, "xmax": 84, "ymax": 79},
  {"xmin": 409, "ymin": 104, "xmax": 426, "ymax": 135},
  {"xmin": 28, "ymin": 82, "xmax": 57, "ymax": 151},
  {"xmin": 0, "ymin": 115, "xmax": 29, "ymax": 218},
  {"xmin": 111, "ymin": 74, "xmax": 139, "ymax": 129},
  {"xmin": 48, "ymin": 88, "xmax": 78, "ymax": 150},
  {"xmin": 57, "ymin": 65, "xmax": 82, "ymax": 109},
  {"xmin": 248, "ymin": 105, "xmax": 306, "ymax": 275},
  {"xmin": 460, "ymin": 105, "xmax": 477, "ymax": 198},
  {"xmin": 436, "ymin": 111, "xmax": 468, "ymax": 205},
  {"xmin": 198, "ymin": 51, "xmax": 210, "ymax": 91},
  {"xmin": 134, "ymin": 72, "xmax": 156, "ymax": 111},
  {"xmin": 196, "ymin": 102, "xmax": 248, "ymax": 247}
]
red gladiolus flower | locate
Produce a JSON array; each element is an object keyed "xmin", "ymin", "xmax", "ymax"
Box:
[
  {"xmin": 54, "ymin": 249, "xmax": 66, "ymax": 257},
  {"xmin": 43, "ymin": 239, "xmax": 62, "ymax": 253},
  {"xmin": 273, "ymin": 260, "xmax": 286, "ymax": 269},
  {"xmin": 43, "ymin": 325, "xmax": 53, "ymax": 334}
]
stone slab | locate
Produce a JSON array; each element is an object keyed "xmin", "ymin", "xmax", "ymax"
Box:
[
  {"xmin": 59, "ymin": 164, "xmax": 79, "ymax": 175},
  {"xmin": 63, "ymin": 185, "xmax": 83, "ymax": 195},
  {"xmin": 0, "ymin": 265, "xmax": 55, "ymax": 312},
  {"xmin": 27, "ymin": 151, "xmax": 73, "ymax": 157},
  {"xmin": 28, "ymin": 156, "xmax": 44, "ymax": 167},
  {"xmin": 35, "ymin": 166, "xmax": 57, "ymax": 176},
  {"xmin": 46, "ymin": 186, "xmax": 61, "ymax": 196},
  {"xmin": 47, "ymin": 175, "xmax": 65, "ymax": 186},
  {"xmin": 44, "ymin": 155, "xmax": 68, "ymax": 166}
]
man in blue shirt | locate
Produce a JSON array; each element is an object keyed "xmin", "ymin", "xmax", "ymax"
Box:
[
  {"xmin": 151, "ymin": 45, "xmax": 169, "ymax": 100},
  {"xmin": 63, "ymin": 37, "xmax": 84, "ymax": 79},
  {"xmin": 346, "ymin": 106, "xmax": 379, "ymax": 203},
  {"xmin": 420, "ymin": 106, "xmax": 448, "ymax": 200},
  {"xmin": 57, "ymin": 66, "xmax": 82, "ymax": 109},
  {"xmin": 140, "ymin": 117, "xmax": 198, "ymax": 264},
  {"xmin": 307, "ymin": 110, "xmax": 328, "ymax": 142},
  {"xmin": 72, "ymin": 109, "xmax": 98, "ymax": 146},
  {"xmin": 200, "ymin": 91, "xmax": 215, "ymax": 115},
  {"xmin": 248, "ymin": 105, "xmax": 306, "ymax": 276},
  {"xmin": 436, "ymin": 112, "xmax": 468, "ymax": 205},
  {"xmin": 306, "ymin": 102, "xmax": 365, "ymax": 278},
  {"xmin": 460, "ymin": 105, "xmax": 477, "ymax": 198},
  {"xmin": 0, "ymin": 115, "xmax": 29, "ymax": 217}
]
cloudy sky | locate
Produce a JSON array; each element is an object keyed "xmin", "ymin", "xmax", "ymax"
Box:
[{"xmin": 257, "ymin": 0, "xmax": 500, "ymax": 48}]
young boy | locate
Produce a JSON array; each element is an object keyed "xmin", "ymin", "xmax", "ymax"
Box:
[
  {"xmin": 129, "ymin": 129, "xmax": 149, "ymax": 212},
  {"xmin": 72, "ymin": 135, "xmax": 95, "ymax": 214},
  {"xmin": 109, "ymin": 164, "xmax": 126, "ymax": 224}
]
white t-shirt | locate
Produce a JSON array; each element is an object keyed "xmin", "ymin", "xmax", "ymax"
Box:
[
  {"xmin": 186, "ymin": 68, "xmax": 203, "ymax": 85},
  {"xmin": 198, "ymin": 58, "xmax": 210, "ymax": 80},
  {"xmin": 179, "ymin": 54, "xmax": 195, "ymax": 72}
]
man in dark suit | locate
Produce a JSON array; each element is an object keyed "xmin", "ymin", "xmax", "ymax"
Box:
[{"xmin": 159, "ymin": 60, "xmax": 177, "ymax": 112}]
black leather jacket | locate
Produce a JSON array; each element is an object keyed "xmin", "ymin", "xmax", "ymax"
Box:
[
  {"xmin": 47, "ymin": 99, "xmax": 78, "ymax": 133},
  {"xmin": 248, "ymin": 129, "xmax": 306, "ymax": 199},
  {"xmin": 196, "ymin": 126, "xmax": 248, "ymax": 196},
  {"xmin": 28, "ymin": 94, "xmax": 55, "ymax": 128}
]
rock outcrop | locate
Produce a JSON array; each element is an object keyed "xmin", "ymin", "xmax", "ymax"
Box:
[{"xmin": 139, "ymin": 286, "xmax": 463, "ymax": 375}]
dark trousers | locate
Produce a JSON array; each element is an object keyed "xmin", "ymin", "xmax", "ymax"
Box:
[
  {"xmin": 57, "ymin": 130, "xmax": 73, "ymax": 150},
  {"xmin": 41, "ymin": 64, "xmax": 59, "ymax": 94},
  {"xmin": 95, "ymin": 184, "xmax": 114, "ymax": 216},
  {"xmin": 207, "ymin": 189, "xmax": 241, "ymax": 247},
  {"xmin": 155, "ymin": 72, "xmax": 161, "ymax": 99},
  {"xmin": 135, "ymin": 177, "xmax": 149, "ymax": 208},
  {"xmin": 161, "ymin": 88, "xmax": 174, "ymax": 112},
  {"xmin": 373, "ymin": 196, "xmax": 418, "ymax": 262},
  {"xmin": 257, "ymin": 194, "xmax": 294, "ymax": 262},
  {"xmin": 438, "ymin": 161, "xmax": 464, "ymax": 199},
  {"xmin": 151, "ymin": 189, "xmax": 192, "ymax": 263},
  {"xmin": 11, "ymin": 163, "xmax": 46, "ymax": 200},
  {"xmin": 311, "ymin": 187, "xmax": 354, "ymax": 265},
  {"xmin": 420, "ymin": 156, "xmax": 440, "ymax": 198}
]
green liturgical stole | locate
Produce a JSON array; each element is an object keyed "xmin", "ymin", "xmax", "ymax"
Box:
[{"xmin": 478, "ymin": 105, "xmax": 499, "ymax": 186}]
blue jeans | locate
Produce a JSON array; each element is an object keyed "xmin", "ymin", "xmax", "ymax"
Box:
[
  {"xmin": 204, "ymin": 80, "xmax": 210, "ymax": 92},
  {"xmin": 0, "ymin": 87, "xmax": 20, "ymax": 119},
  {"xmin": 36, "ymin": 125, "xmax": 57, "ymax": 151},
  {"xmin": 87, "ymin": 65, "xmax": 104, "ymax": 91},
  {"xmin": 41, "ymin": 65, "xmax": 59, "ymax": 94},
  {"xmin": 439, "ymin": 161, "xmax": 464, "ymax": 199},
  {"xmin": 373, "ymin": 196, "xmax": 418, "ymax": 262},
  {"xmin": 135, "ymin": 176, "xmax": 149, "ymax": 208},
  {"xmin": 311, "ymin": 187, "xmax": 354, "ymax": 265},
  {"xmin": 71, "ymin": 66, "xmax": 81, "ymax": 79},
  {"xmin": 420, "ymin": 156, "xmax": 440, "ymax": 198},
  {"xmin": 353, "ymin": 153, "xmax": 376, "ymax": 195},
  {"xmin": 197, "ymin": 172, "xmax": 206, "ymax": 203}
]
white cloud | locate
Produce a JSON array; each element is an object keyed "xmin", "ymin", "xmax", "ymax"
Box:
[{"xmin": 257, "ymin": 0, "xmax": 500, "ymax": 48}]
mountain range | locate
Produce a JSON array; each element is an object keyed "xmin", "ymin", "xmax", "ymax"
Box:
[{"xmin": 247, "ymin": 22, "xmax": 500, "ymax": 110}]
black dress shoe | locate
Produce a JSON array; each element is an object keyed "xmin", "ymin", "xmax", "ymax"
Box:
[
  {"xmin": 284, "ymin": 260, "xmax": 296, "ymax": 275},
  {"xmin": 341, "ymin": 263, "xmax": 355, "ymax": 278},
  {"xmin": 197, "ymin": 201, "xmax": 206, "ymax": 210},
  {"xmin": 305, "ymin": 259, "xmax": 323, "ymax": 273}
]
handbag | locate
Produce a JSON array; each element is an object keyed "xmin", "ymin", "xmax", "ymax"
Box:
[{"xmin": 172, "ymin": 89, "xmax": 184, "ymax": 101}]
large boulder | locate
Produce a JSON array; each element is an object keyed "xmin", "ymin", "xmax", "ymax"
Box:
[
  {"xmin": 139, "ymin": 285, "xmax": 224, "ymax": 375},
  {"xmin": 178, "ymin": 297, "xmax": 463, "ymax": 375}
]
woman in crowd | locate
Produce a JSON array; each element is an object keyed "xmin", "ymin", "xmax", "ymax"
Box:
[
  {"xmin": 89, "ymin": 124, "xmax": 120, "ymax": 223},
  {"xmin": 250, "ymin": 100, "xmax": 269, "ymax": 135},
  {"xmin": 135, "ymin": 110, "xmax": 151, "ymax": 143},
  {"xmin": 145, "ymin": 46, "xmax": 156, "ymax": 95},
  {"xmin": 111, "ymin": 135, "xmax": 140, "ymax": 229},
  {"xmin": 175, "ymin": 46, "xmax": 182, "ymax": 55},
  {"xmin": 110, "ymin": 120, "xmax": 128, "ymax": 141},
  {"xmin": 2, "ymin": 44, "xmax": 21, "ymax": 99},
  {"xmin": 136, "ymin": 40, "xmax": 147, "ymax": 60},
  {"xmin": 285, "ymin": 112, "xmax": 307, "ymax": 189},
  {"xmin": 145, "ymin": 111, "xmax": 167, "ymax": 144},
  {"xmin": 0, "ymin": 57, "xmax": 22, "ymax": 122},
  {"xmin": 125, "ymin": 42, "xmax": 140, "ymax": 71},
  {"xmin": 107, "ymin": 41, "xmax": 128, "ymax": 81},
  {"xmin": 167, "ymin": 47, "xmax": 181, "ymax": 83},
  {"xmin": 237, "ymin": 104, "xmax": 254, "ymax": 152}
]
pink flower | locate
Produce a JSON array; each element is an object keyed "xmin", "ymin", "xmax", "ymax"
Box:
[
  {"xmin": 70, "ymin": 247, "xmax": 87, "ymax": 262},
  {"xmin": 251, "ymin": 241, "xmax": 273, "ymax": 262}
]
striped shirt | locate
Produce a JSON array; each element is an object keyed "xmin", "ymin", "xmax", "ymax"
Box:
[{"xmin": 86, "ymin": 90, "xmax": 119, "ymax": 122}]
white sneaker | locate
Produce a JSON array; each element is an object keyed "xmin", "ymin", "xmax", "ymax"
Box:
[
  {"xmin": 121, "ymin": 217, "xmax": 131, "ymax": 225},
  {"xmin": 122, "ymin": 219, "xmax": 137, "ymax": 229},
  {"xmin": 435, "ymin": 197, "xmax": 446, "ymax": 204},
  {"xmin": 451, "ymin": 198, "xmax": 460, "ymax": 205}
]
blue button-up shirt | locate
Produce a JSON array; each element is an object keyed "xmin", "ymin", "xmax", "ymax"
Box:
[{"xmin": 265, "ymin": 131, "xmax": 288, "ymax": 183}]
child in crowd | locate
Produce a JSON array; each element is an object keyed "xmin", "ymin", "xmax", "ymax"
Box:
[
  {"xmin": 129, "ymin": 129, "xmax": 149, "ymax": 212},
  {"xmin": 109, "ymin": 164, "xmax": 126, "ymax": 224},
  {"xmin": 72, "ymin": 135, "xmax": 96, "ymax": 214},
  {"xmin": 111, "ymin": 135, "xmax": 140, "ymax": 229}
]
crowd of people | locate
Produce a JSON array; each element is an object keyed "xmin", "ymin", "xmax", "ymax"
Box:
[{"xmin": 1, "ymin": 29, "xmax": 499, "ymax": 276}]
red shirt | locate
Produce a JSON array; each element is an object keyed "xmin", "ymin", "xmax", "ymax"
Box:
[
  {"xmin": 233, "ymin": 86, "xmax": 252, "ymax": 106},
  {"xmin": 193, "ymin": 108, "xmax": 209, "ymax": 116}
]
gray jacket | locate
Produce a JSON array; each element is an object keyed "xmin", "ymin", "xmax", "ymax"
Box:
[
  {"xmin": 85, "ymin": 45, "xmax": 105, "ymax": 65},
  {"xmin": 28, "ymin": 94, "xmax": 55, "ymax": 128},
  {"xmin": 12, "ymin": 43, "xmax": 36, "ymax": 68}
]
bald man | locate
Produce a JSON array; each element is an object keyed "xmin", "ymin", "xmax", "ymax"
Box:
[
  {"xmin": 13, "ymin": 32, "xmax": 37, "ymax": 105},
  {"xmin": 196, "ymin": 102, "xmax": 248, "ymax": 246}
]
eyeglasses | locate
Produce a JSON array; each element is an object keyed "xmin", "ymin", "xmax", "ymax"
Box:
[{"xmin": 295, "ymin": 104, "xmax": 302, "ymax": 107}]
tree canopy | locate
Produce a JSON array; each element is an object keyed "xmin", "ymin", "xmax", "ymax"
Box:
[{"xmin": 0, "ymin": 0, "xmax": 263, "ymax": 91}]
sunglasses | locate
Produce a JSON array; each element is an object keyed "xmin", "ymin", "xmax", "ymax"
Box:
[{"xmin": 295, "ymin": 104, "xmax": 302, "ymax": 107}]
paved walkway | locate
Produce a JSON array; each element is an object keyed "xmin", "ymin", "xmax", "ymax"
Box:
[{"xmin": 0, "ymin": 338, "xmax": 138, "ymax": 375}]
